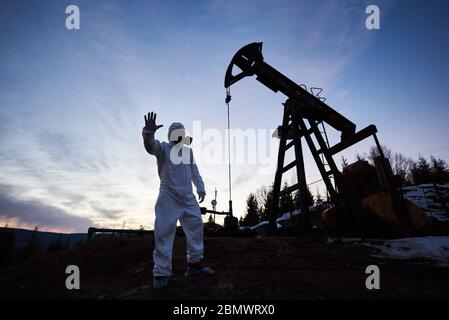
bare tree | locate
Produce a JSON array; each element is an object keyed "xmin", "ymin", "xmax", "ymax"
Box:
[
  {"xmin": 340, "ymin": 155, "xmax": 349, "ymax": 169},
  {"xmin": 355, "ymin": 153, "xmax": 366, "ymax": 161},
  {"xmin": 368, "ymin": 145, "xmax": 413, "ymax": 185},
  {"xmin": 367, "ymin": 144, "xmax": 392, "ymax": 165},
  {"xmin": 392, "ymin": 152, "xmax": 413, "ymax": 185}
]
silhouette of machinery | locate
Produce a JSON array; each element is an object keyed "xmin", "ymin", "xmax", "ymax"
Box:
[{"xmin": 224, "ymin": 42, "xmax": 426, "ymax": 234}]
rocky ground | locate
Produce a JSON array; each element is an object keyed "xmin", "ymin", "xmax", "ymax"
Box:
[{"xmin": 0, "ymin": 234, "xmax": 448, "ymax": 300}]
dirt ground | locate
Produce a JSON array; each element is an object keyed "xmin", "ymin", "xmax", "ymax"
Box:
[{"xmin": 0, "ymin": 235, "xmax": 448, "ymax": 300}]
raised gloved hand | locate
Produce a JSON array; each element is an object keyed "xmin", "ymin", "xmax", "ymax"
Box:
[
  {"xmin": 143, "ymin": 112, "xmax": 163, "ymax": 137},
  {"xmin": 197, "ymin": 192, "xmax": 205, "ymax": 203}
]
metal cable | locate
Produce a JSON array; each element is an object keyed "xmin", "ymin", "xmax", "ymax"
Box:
[{"xmin": 226, "ymin": 87, "xmax": 232, "ymax": 202}]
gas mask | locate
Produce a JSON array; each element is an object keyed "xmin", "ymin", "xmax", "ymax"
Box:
[{"xmin": 168, "ymin": 123, "xmax": 193, "ymax": 146}]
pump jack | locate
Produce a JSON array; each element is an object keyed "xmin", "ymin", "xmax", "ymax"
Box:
[{"xmin": 225, "ymin": 43, "xmax": 430, "ymax": 235}]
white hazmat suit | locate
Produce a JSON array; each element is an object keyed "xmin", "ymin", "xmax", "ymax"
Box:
[{"xmin": 143, "ymin": 122, "xmax": 206, "ymax": 277}]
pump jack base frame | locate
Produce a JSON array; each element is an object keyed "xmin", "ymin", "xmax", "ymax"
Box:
[{"xmin": 268, "ymin": 98, "xmax": 383, "ymax": 232}]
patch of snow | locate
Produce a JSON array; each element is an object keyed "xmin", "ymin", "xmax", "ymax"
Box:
[
  {"xmin": 250, "ymin": 206, "xmax": 329, "ymax": 230},
  {"xmin": 249, "ymin": 220, "xmax": 268, "ymax": 230},
  {"xmin": 402, "ymin": 183, "xmax": 449, "ymax": 221},
  {"xmin": 333, "ymin": 236, "xmax": 449, "ymax": 267},
  {"xmin": 247, "ymin": 209, "xmax": 302, "ymax": 230},
  {"xmin": 249, "ymin": 220, "xmax": 282, "ymax": 230},
  {"xmin": 276, "ymin": 209, "xmax": 301, "ymax": 223}
]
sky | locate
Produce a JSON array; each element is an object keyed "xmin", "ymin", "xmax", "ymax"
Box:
[{"xmin": 0, "ymin": 0, "xmax": 448, "ymax": 233}]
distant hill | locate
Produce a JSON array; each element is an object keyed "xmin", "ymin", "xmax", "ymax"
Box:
[{"xmin": 3, "ymin": 227, "xmax": 87, "ymax": 253}]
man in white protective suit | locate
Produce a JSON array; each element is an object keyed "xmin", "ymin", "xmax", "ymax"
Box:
[{"xmin": 142, "ymin": 112, "xmax": 215, "ymax": 289}]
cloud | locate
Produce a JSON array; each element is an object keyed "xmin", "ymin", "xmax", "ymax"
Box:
[
  {"xmin": 335, "ymin": 90, "xmax": 349, "ymax": 100},
  {"xmin": 36, "ymin": 130, "xmax": 71, "ymax": 162},
  {"xmin": 234, "ymin": 167, "xmax": 258, "ymax": 187},
  {"xmin": 0, "ymin": 183, "xmax": 93, "ymax": 233},
  {"xmin": 91, "ymin": 205, "xmax": 125, "ymax": 220}
]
